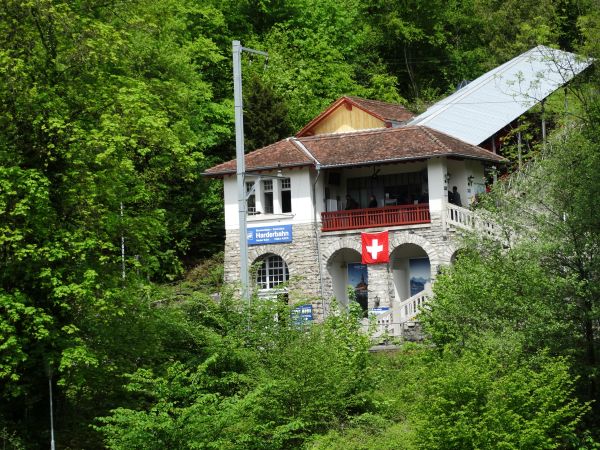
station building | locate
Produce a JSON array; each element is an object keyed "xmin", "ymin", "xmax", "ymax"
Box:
[{"xmin": 204, "ymin": 46, "xmax": 589, "ymax": 335}]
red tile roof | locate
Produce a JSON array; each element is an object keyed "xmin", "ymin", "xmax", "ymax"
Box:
[
  {"xmin": 303, "ymin": 126, "xmax": 505, "ymax": 168},
  {"xmin": 203, "ymin": 126, "xmax": 505, "ymax": 176},
  {"xmin": 203, "ymin": 138, "xmax": 313, "ymax": 176},
  {"xmin": 296, "ymin": 96, "xmax": 414, "ymax": 137},
  {"xmin": 346, "ymin": 96, "xmax": 415, "ymax": 123}
]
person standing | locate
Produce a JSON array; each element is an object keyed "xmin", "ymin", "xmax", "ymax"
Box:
[
  {"xmin": 345, "ymin": 195, "xmax": 359, "ymax": 210},
  {"xmin": 451, "ymin": 186, "xmax": 462, "ymax": 207},
  {"xmin": 368, "ymin": 195, "xmax": 378, "ymax": 208}
]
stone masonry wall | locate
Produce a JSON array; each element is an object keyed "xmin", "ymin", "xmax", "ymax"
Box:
[
  {"xmin": 224, "ymin": 223, "xmax": 325, "ymax": 317},
  {"xmin": 224, "ymin": 215, "xmax": 460, "ymax": 321}
]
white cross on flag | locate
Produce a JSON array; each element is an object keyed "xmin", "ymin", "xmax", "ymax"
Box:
[{"xmin": 361, "ymin": 231, "xmax": 389, "ymax": 264}]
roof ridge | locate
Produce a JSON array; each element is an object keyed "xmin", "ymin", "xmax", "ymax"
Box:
[
  {"xmin": 290, "ymin": 137, "xmax": 320, "ymax": 166},
  {"xmin": 347, "ymin": 96, "xmax": 406, "ymax": 106},
  {"xmin": 421, "ymin": 126, "xmax": 452, "ymax": 153}
]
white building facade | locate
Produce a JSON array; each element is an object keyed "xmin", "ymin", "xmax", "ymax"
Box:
[{"xmin": 206, "ymin": 102, "xmax": 504, "ymax": 332}]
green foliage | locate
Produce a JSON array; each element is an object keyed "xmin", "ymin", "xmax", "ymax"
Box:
[
  {"xmin": 413, "ymin": 341, "xmax": 589, "ymax": 449},
  {"xmin": 97, "ymin": 297, "xmax": 375, "ymax": 449},
  {"xmin": 1, "ymin": 0, "xmax": 599, "ymax": 445},
  {"xmin": 308, "ymin": 410, "xmax": 416, "ymax": 450},
  {"xmin": 422, "ymin": 246, "xmax": 572, "ymax": 354},
  {"xmin": 310, "ymin": 340, "xmax": 590, "ymax": 450},
  {"xmin": 420, "ymin": 100, "xmax": 600, "ymax": 439},
  {"xmin": 0, "ymin": 291, "xmax": 52, "ymax": 393},
  {"xmin": 243, "ymin": 73, "xmax": 293, "ymax": 151},
  {"xmin": 256, "ymin": 0, "xmax": 404, "ymax": 131}
]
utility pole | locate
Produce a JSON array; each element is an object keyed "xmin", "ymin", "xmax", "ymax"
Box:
[
  {"xmin": 45, "ymin": 362, "xmax": 56, "ymax": 450},
  {"xmin": 120, "ymin": 202, "xmax": 125, "ymax": 280},
  {"xmin": 541, "ymin": 99, "xmax": 547, "ymax": 151},
  {"xmin": 49, "ymin": 375, "xmax": 55, "ymax": 450},
  {"xmin": 233, "ymin": 40, "xmax": 268, "ymax": 301}
]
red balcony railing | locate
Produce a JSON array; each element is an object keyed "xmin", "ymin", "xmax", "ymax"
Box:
[{"xmin": 321, "ymin": 203, "xmax": 430, "ymax": 232}]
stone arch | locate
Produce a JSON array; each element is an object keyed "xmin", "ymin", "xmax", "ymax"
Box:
[
  {"xmin": 449, "ymin": 247, "xmax": 468, "ymax": 265},
  {"xmin": 324, "ymin": 246, "xmax": 363, "ymax": 309},
  {"xmin": 439, "ymin": 240, "xmax": 460, "ymax": 268},
  {"xmin": 321, "ymin": 236, "xmax": 362, "ymax": 265},
  {"xmin": 389, "ymin": 232, "xmax": 440, "ymax": 271},
  {"xmin": 249, "ymin": 245, "xmax": 293, "ymax": 271},
  {"xmin": 387, "ymin": 232, "xmax": 441, "ymax": 303}
]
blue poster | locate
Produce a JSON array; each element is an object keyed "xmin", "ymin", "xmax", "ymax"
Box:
[
  {"xmin": 247, "ymin": 225, "xmax": 293, "ymax": 245},
  {"xmin": 409, "ymin": 258, "xmax": 431, "ymax": 296},
  {"xmin": 348, "ymin": 263, "xmax": 368, "ymax": 312}
]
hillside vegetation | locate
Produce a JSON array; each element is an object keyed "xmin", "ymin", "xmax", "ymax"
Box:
[{"xmin": 1, "ymin": 0, "xmax": 600, "ymax": 447}]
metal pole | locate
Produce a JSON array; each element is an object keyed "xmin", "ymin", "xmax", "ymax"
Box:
[
  {"xmin": 517, "ymin": 131, "xmax": 522, "ymax": 170},
  {"xmin": 233, "ymin": 40, "xmax": 268, "ymax": 302},
  {"xmin": 233, "ymin": 40, "xmax": 249, "ymax": 301},
  {"xmin": 49, "ymin": 375, "xmax": 55, "ymax": 450},
  {"xmin": 120, "ymin": 202, "xmax": 125, "ymax": 280},
  {"xmin": 541, "ymin": 100, "xmax": 546, "ymax": 151}
]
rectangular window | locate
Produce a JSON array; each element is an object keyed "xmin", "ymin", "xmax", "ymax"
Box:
[
  {"xmin": 262, "ymin": 180, "xmax": 273, "ymax": 214},
  {"xmin": 246, "ymin": 181, "xmax": 257, "ymax": 215},
  {"xmin": 281, "ymin": 178, "xmax": 291, "ymax": 213}
]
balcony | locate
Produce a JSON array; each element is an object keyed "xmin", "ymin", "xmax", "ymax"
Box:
[{"xmin": 321, "ymin": 203, "xmax": 430, "ymax": 232}]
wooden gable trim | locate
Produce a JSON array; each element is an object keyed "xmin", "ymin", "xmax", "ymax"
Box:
[
  {"xmin": 345, "ymin": 97, "xmax": 387, "ymax": 122},
  {"xmin": 296, "ymin": 96, "xmax": 387, "ymax": 137},
  {"xmin": 296, "ymin": 97, "xmax": 347, "ymax": 137}
]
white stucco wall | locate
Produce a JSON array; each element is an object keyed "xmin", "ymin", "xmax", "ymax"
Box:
[
  {"xmin": 427, "ymin": 157, "xmax": 447, "ymax": 213},
  {"xmin": 223, "ymin": 167, "xmax": 315, "ymax": 230},
  {"xmin": 223, "ymin": 159, "xmax": 488, "ymax": 231},
  {"xmin": 447, "ymin": 159, "xmax": 486, "ymax": 207}
]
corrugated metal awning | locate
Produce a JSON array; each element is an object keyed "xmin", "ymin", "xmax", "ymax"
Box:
[{"xmin": 409, "ymin": 46, "xmax": 592, "ymax": 145}]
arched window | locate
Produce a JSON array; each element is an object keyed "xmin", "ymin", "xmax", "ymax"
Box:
[{"xmin": 256, "ymin": 254, "xmax": 289, "ymax": 290}]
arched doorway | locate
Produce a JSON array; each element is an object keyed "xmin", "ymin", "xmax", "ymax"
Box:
[
  {"xmin": 326, "ymin": 248, "xmax": 367, "ymax": 312},
  {"xmin": 390, "ymin": 243, "xmax": 431, "ymax": 302}
]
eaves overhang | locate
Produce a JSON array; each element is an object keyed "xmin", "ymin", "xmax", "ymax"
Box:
[
  {"xmin": 202, "ymin": 162, "xmax": 314, "ymax": 178},
  {"xmin": 316, "ymin": 153, "xmax": 506, "ymax": 170}
]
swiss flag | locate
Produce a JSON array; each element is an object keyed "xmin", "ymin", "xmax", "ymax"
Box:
[{"xmin": 361, "ymin": 231, "xmax": 389, "ymax": 264}]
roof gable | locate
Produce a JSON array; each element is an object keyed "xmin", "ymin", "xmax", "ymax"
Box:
[{"xmin": 296, "ymin": 96, "xmax": 414, "ymax": 137}]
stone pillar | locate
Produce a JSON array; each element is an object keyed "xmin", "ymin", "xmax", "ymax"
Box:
[{"xmin": 367, "ymin": 263, "xmax": 389, "ymax": 309}]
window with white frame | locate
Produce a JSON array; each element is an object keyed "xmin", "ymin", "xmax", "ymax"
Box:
[
  {"xmin": 256, "ymin": 254, "xmax": 289, "ymax": 290},
  {"xmin": 281, "ymin": 178, "xmax": 291, "ymax": 213},
  {"xmin": 262, "ymin": 179, "xmax": 273, "ymax": 214},
  {"xmin": 246, "ymin": 181, "xmax": 257, "ymax": 215}
]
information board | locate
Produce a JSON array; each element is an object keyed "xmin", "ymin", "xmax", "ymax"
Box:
[
  {"xmin": 247, "ymin": 225, "xmax": 293, "ymax": 245},
  {"xmin": 292, "ymin": 304, "xmax": 313, "ymax": 324}
]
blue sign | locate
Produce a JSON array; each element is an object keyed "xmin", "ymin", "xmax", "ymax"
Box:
[
  {"xmin": 369, "ymin": 307, "xmax": 390, "ymax": 316},
  {"xmin": 247, "ymin": 225, "xmax": 293, "ymax": 245},
  {"xmin": 292, "ymin": 304, "xmax": 313, "ymax": 324}
]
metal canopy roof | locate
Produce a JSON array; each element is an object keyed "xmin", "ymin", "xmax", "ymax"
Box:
[{"xmin": 408, "ymin": 45, "xmax": 592, "ymax": 145}]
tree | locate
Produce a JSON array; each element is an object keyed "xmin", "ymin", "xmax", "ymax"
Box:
[
  {"xmin": 414, "ymin": 340, "xmax": 589, "ymax": 449},
  {"xmin": 421, "ymin": 96, "xmax": 600, "ymax": 432},
  {"xmin": 0, "ymin": 0, "xmax": 231, "ymax": 445},
  {"xmin": 255, "ymin": 0, "xmax": 404, "ymax": 132},
  {"xmin": 243, "ymin": 73, "xmax": 293, "ymax": 151}
]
